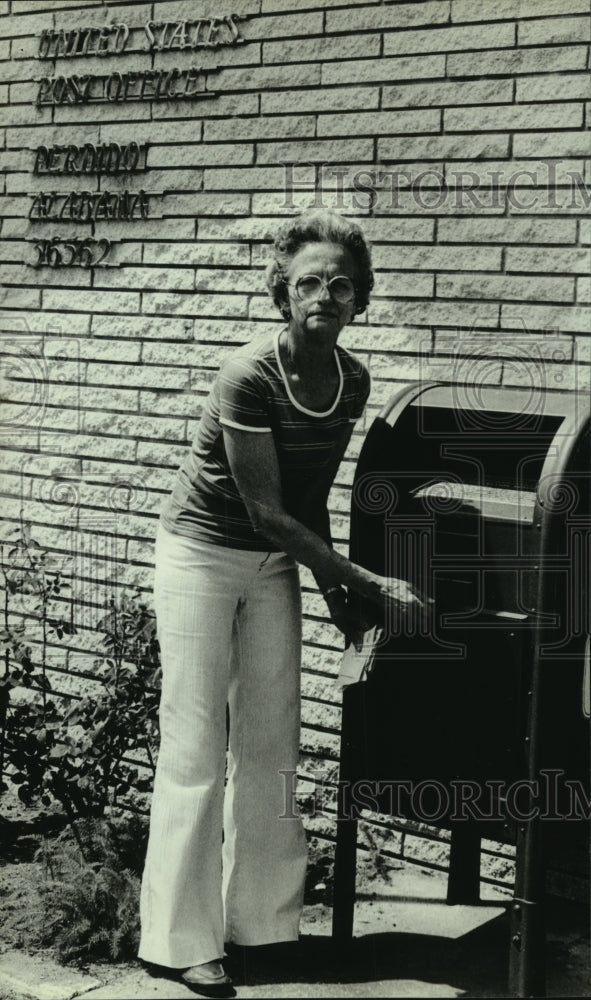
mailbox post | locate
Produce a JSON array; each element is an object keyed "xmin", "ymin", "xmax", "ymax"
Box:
[{"xmin": 332, "ymin": 383, "xmax": 590, "ymax": 999}]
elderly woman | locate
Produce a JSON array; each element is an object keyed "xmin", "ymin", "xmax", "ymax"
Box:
[{"xmin": 139, "ymin": 209, "xmax": 425, "ymax": 996}]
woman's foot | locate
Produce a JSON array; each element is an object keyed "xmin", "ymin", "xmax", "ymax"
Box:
[{"xmin": 181, "ymin": 960, "xmax": 235, "ymax": 998}]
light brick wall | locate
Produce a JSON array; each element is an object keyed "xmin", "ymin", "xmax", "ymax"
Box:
[{"xmin": 1, "ymin": 0, "xmax": 589, "ymax": 895}]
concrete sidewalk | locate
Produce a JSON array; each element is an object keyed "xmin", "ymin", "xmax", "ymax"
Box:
[{"xmin": 0, "ymin": 863, "xmax": 588, "ymax": 999}]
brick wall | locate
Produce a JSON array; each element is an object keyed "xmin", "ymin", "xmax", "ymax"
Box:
[{"xmin": 1, "ymin": 0, "xmax": 589, "ymax": 895}]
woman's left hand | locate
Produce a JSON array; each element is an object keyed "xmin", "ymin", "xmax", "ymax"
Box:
[{"xmin": 323, "ymin": 587, "xmax": 366, "ymax": 650}]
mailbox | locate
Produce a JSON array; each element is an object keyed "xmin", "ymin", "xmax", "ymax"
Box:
[{"xmin": 332, "ymin": 382, "xmax": 590, "ymax": 998}]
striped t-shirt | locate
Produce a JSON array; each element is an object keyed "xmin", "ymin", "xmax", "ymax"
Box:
[{"xmin": 160, "ymin": 329, "xmax": 371, "ymax": 550}]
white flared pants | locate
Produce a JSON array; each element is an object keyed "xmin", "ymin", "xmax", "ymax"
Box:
[{"xmin": 139, "ymin": 524, "xmax": 308, "ymax": 968}]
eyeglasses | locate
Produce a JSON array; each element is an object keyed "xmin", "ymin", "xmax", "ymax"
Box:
[{"xmin": 288, "ymin": 274, "xmax": 356, "ymax": 305}]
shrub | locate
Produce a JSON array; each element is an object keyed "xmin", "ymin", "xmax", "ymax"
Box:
[
  {"xmin": 3, "ymin": 813, "xmax": 148, "ymax": 964},
  {"xmin": 1, "ymin": 522, "xmax": 161, "ymax": 831}
]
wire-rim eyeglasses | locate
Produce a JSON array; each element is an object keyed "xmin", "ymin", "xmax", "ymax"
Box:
[{"xmin": 288, "ymin": 274, "xmax": 356, "ymax": 305}]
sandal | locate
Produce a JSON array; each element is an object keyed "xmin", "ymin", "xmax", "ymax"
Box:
[
  {"xmin": 140, "ymin": 959, "xmax": 235, "ymax": 998},
  {"xmin": 181, "ymin": 960, "xmax": 235, "ymax": 998}
]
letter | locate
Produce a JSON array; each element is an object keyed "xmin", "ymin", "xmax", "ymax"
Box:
[
  {"xmin": 383, "ymin": 167, "xmax": 412, "ymax": 210},
  {"xmin": 38, "ymin": 30, "xmax": 53, "ymax": 59},
  {"xmin": 352, "ymin": 780, "xmax": 380, "ymax": 814},
  {"xmin": 538, "ymin": 768, "xmax": 567, "ymax": 820},
  {"xmin": 33, "ymin": 146, "xmax": 49, "ymax": 174},
  {"xmin": 478, "ymin": 779, "xmax": 505, "ymax": 821},
  {"xmin": 204, "ymin": 18, "xmax": 221, "ymax": 47},
  {"xmin": 451, "ymin": 169, "xmax": 491, "ymax": 210},
  {"xmin": 87, "ymin": 192, "xmax": 98, "ymax": 221},
  {"xmin": 79, "ymin": 191, "xmax": 93, "ymax": 222},
  {"xmin": 123, "ymin": 72, "xmax": 139, "ymax": 101},
  {"xmin": 63, "ymin": 145, "xmax": 78, "ymax": 174},
  {"xmin": 411, "ymin": 780, "xmax": 450, "ymax": 822},
  {"xmin": 139, "ymin": 70, "xmax": 157, "ymax": 99},
  {"xmin": 382, "ymin": 779, "xmax": 412, "ymax": 816},
  {"xmin": 36, "ymin": 78, "xmax": 52, "ymax": 106},
  {"xmin": 184, "ymin": 67, "xmax": 204, "ymax": 98},
  {"xmin": 280, "ymin": 162, "xmax": 297, "ymax": 210},
  {"xmin": 190, "ymin": 19, "xmax": 208, "ymax": 48},
  {"xmin": 538, "ymin": 158, "xmax": 560, "ymax": 210},
  {"xmin": 327, "ymin": 166, "xmax": 349, "ymax": 210},
  {"xmin": 566, "ymin": 170, "xmax": 591, "ymax": 211},
  {"xmin": 94, "ymin": 143, "xmax": 106, "ymax": 172},
  {"xmin": 311, "ymin": 161, "xmax": 327, "ymax": 208},
  {"xmin": 278, "ymin": 768, "xmax": 299, "ymax": 819},
  {"xmin": 157, "ymin": 22, "xmax": 170, "ymax": 50},
  {"xmin": 94, "ymin": 191, "xmax": 109, "ymax": 221},
  {"xmin": 89, "ymin": 75, "xmax": 103, "ymax": 103},
  {"xmin": 310, "ymin": 771, "xmax": 329, "ymax": 817},
  {"xmin": 153, "ymin": 69, "xmax": 166, "ymax": 100},
  {"xmin": 475, "ymin": 168, "xmax": 505, "ymax": 210},
  {"xmin": 53, "ymin": 30, "xmax": 68, "ymax": 57},
  {"xmin": 506, "ymin": 168, "xmax": 539, "ymax": 211},
  {"xmin": 106, "ymin": 143, "xmax": 121, "ymax": 173},
  {"xmin": 105, "ymin": 72, "xmax": 124, "ymax": 101},
  {"xmin": 52, "ymin": 77, "xmax": 68, "ymax": 104},
  {"xmin": 80, "ymin": 144, "xmax": 95, "ymax": 173},
  {"xmin": 43, "ymin": 191, "xmax": 58, "ymax": 221},
  {"xmin": 165, "ymin": 67, "xmax": 182, "ymax": 98},
  {"xmin": 411, "ymin": 168, "xmax": 447, "ymax": 210},
  {"xmin": 144, "ymin": 20, "xmax": 157, "ymax": 49},
  {"xmin": 336, "ymin": 780, "xmax": 353, "ymax": 820},
  {"xmin": 58, "ymin": 191, "xmax": 71, "ymax": 220},
  {"xmin": 70, "ymin": 75, "xmax": 91, "ymax": 103},
  {"xmin": 49, "ymin": 146, "xmax": 62, "ymax": 172},
  {"xmin": 66, "ymin": 76, "xmax": 81, "ymax": 104},
  {"xmin": 567, "ymin": 780, "xmax": 591, "ymax": 820},
  {"xmin": 124, "ymin": 141, "xmax": 140, "ymax": 172},
  {"xmin": 43, "ymin": 192, "xmax": 57, "ymax": 219},
  {"xmin": 97, "ymin": 26, "xmax": 112, "ymax": 55},
  {"xmin": 139, "ymin": 189, "xmax": 149, "ymax": 219},
  {"xmin": 28, "ymin": 193, "xmax": 42, "ymax": 219},
  {"xmin": 64, "ymin": 29, "xmax": 79, "ymax": 57},
  {"xmin": 352, "ymin": 169, "xmax": 378, "ymax": 211},
  {"xmin": 449, "ymin": 779, "xmax": 500, "ymax": 821},
  {"xmin": 505, "ymin": 779, "xmax": 539, "ymax": 822},
  {"xmin": 111, "ymin": 191, "xmax": 124, "ymax": 220},
  {"xmin": 114, "ymin": 23, "xmax": 130, "ymax": 54},
  {"xmin": 167, "ymin": 22, "xmax": 188, "ymax": 50},
  {"xmin": 224, "ymin": 14, "xmax": 243, "ymax": 44},
  {"xmin": 79, "ymin": 28, "xmax": 94, "ymax": 55}
]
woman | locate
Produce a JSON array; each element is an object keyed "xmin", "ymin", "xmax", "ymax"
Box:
[{"xmin": 139, "ymin": 209, "xmax": 426, "ymax": 996}]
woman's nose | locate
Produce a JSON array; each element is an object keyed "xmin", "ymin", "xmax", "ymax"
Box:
[{"xmin": 317, "ymin": 280, "xmax": 331, "ymax": 302}]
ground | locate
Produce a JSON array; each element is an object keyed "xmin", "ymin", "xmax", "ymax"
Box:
[{"xmin": 0, "ymin": 846, "xmax": 589, "ymax": 1000}]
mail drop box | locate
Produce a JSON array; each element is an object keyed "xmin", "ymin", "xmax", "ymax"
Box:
[{"xmin": 332, "ymin": 382, "xmax": 590, "ymax": 998}]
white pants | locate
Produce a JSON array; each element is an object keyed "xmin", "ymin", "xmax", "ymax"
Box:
[{"xmin": 139, "ymin": 524, "xmax": 308, "ymax": 968}]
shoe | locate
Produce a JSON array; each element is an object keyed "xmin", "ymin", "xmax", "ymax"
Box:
[
  {"xmin": 139, "ymin": 959, "xmax": 235, "ymax": 998},
  {"xmin": 181, "ymin": 961, "xmax": 235, "ymax": 998}
]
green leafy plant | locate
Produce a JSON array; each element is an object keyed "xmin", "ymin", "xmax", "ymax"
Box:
[
  {"xmin": 0, "ymin": 522, "xmax": 161, "ymax": 967},
  {"xmin": 0, "ymin": 520, "xmax": 74, "ymax": 803},
  {"xmin": 1, "ymin": 521, "xmax": 161, "ymax": 845},
  {"xmin": 52, "ymin": 591, "xmax": 161, "ymax": 825},
  {"xmin": 3, "ymin": 814, "xmax": 148, "ymax": 963}
]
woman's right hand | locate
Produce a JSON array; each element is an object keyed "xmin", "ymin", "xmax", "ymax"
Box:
[{"xmin": 368, "ymin": 574, "xmax": 433, "ymax": 628}]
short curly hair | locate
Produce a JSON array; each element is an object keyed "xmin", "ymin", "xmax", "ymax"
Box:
[{"xmin": 265, "ymin": 209, "xmax": 374, "ymax": 322}]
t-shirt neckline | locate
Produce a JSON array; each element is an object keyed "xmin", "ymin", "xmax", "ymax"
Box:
[{"xmin": 274, "ymin": 329, "xmax": 344, "ymax": 417}]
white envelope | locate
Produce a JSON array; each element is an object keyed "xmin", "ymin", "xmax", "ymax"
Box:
[{"xmin": 335, "ymin": 625, "xmax": 383, "ymax": 691}]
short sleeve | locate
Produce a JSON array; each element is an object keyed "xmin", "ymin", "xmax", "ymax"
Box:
[
  {"xmin": 349, "ymin": 363, "xmax": 371, "ymax": 422},
  {"xmin": 218, "ymin": 355, "xmax": 272, "ymax": 433}
]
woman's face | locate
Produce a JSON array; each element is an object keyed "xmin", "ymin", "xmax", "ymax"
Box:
[{"xmin": 284, "ymin": 242, "xmax": 357, "ymax": 340}]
